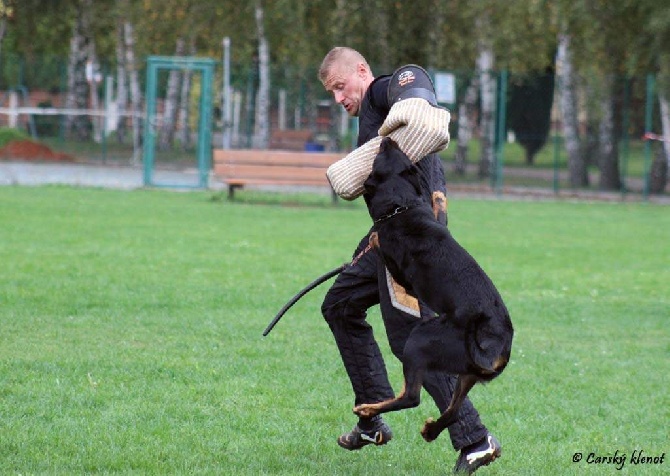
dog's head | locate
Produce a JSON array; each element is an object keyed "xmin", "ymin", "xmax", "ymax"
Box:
[{"xmin": 363, "ymin": 138, "xmax": 423, "ymax": 219}]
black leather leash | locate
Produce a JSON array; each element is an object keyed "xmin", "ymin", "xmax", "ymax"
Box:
[{"xmin": 262, "ymin": 263, "xmax": 347, "ymax": 336}]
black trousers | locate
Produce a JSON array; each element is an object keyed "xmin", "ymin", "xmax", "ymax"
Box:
[{"xmin": 321, "ymin": 232, "xmax": 488, "ymax": 450}]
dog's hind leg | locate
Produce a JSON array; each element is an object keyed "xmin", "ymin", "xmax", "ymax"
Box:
[
  {"xmin": 420, "ymin": 374, "xmax": 479, "ymax": 442},
  {"xmin": 353, "ymin": 361, "xmax": 425, "ymax": 418}
]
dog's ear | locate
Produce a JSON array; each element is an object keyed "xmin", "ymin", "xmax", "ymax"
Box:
[
  {"xmin": 384, "ymin": 140, "xmax": 423, "ymax": 196},
  {"xmin": 369, "ymin": 138, "xmax": 399, "ymax": 179},
  {"xmin": 365, "ymin": 137, "xmax": 417, "ymax": 195},
  {"xmin": 401, "ymin": 164, "xmax": 423, "ymax": 195},
  {"xmin": 381, "ymin": 138, "xmax": 414, "ymax": 173}
]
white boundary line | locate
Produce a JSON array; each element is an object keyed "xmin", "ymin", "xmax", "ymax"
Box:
[{"xmin": 0, "ymin": 107, "xmax": 144, "ymax": 118}]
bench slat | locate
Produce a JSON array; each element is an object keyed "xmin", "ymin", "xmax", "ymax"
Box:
[
  {"xmin": 213, "ymin": 149, "xmax": 341, "ymax": 168},
  {"xmin": 214, "ymin": 163, "xmax": 330, "ymax": 184},
  {"xmin": 226, "ymin": 178, "xmax": 329, "ymax": 187}
]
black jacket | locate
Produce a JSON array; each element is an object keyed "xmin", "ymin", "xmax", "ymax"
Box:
[{"xmin": 358, "ymin": 74, "xmax": 447, "ymax": 206}]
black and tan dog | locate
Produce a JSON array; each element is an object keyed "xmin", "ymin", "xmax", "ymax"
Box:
[{"xmin": 357, "ymin": 138, "xmax": 514, "ymax": 443}]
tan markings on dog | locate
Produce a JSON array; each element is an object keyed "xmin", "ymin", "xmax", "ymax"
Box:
[
  {"xmin": 479, "ymin": 368, "xmax": 497, "ymax": 376},
  {"xmin": 391, "ymin": 278, "xmax": 420, "ymax": 314},
  {"xmin": 355, "ymin": 383, "xmax": 407, "ymax": 416},
  {"xmin": 493, "ymin": 356, "xmax": 508, "ymax": 371},
  {"xmin": 384, "ymin": 269, "xmax": 421, "ymax": 318},
  {"xmin": 369, "ymin": 231, "xmax": 380, "ymax": 249},
  {"xmin": 431, "ymin": 191, "xmax": 447, "ymax": 219}
]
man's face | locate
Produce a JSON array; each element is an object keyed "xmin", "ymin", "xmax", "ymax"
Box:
[{"xmin": 323, "ymin": 64, "xmax": 370, "ymax": 117}]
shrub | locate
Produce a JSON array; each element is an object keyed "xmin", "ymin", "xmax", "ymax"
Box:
[{"xmin": 0, "ymin": 127, "xmax": 30, "ymax": 148}]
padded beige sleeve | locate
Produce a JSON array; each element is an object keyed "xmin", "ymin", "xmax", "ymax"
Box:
[
  {"xmin": 326, "ymin": 98, "xmax": 450, "ymax": 200},
  {"xmin": 380, "ymin": 98, "xmax": 451, "ymax": 159},
  {"xmin": 326, "ymin": 136, "xmax": 383, "ymax": 200}
]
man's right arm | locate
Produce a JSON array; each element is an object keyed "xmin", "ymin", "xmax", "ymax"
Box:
[{"xmin": 326, "ymin": 66, "xmax": 451, "ymax": 201}]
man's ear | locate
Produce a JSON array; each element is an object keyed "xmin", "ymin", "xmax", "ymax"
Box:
[{"xmin": 356, "ymin": 62, "xmax": 369, "ymax": 79}]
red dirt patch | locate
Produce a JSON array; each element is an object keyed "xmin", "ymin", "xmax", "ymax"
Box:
[{"xmin": 0, "ymin": 139, "xmax": 75, "ymax": 162}]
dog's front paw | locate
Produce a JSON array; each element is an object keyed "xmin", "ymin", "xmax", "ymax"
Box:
[
  {"xmin": 420, "ymin": 417, "xmax": 440, "ymax": 442},
  {"xmin": 353, "ymin": 404, "xmax": 378, "ymax": 418}
]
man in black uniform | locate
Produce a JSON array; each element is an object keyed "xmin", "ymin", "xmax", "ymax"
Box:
[{"xmin": 318, "ymin": 47, "xmax": 502, "ymax": 475}]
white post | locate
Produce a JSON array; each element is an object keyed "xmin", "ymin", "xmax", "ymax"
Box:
[
  {"xmin": 8, "ymin": 91, "xmax": 18, "ymax": 128},
  {"xmin": 339, "ymin": 106, "xmax": 348, "ymax": 138},
  {"xmin": 105, "ymin": 75, "xmax": 116, "ymax": 135},
  {"xmin": 294, "ymin": 106, "xmax": 301, "ymax": 130},
  {"xmin": 87, "ymin": 60, "xmax": 102, "ymax": 143},
  {"xmin": 278, "ymin": 89, "xmax": 286, "ymax": 130},
  {"xmin": 232, "ymin": 90, "xmax": 242, "ymax": 147},
  {"xmin": 222, "ymin": 37, "xmax": 232, "ymax": 149},
  {"xmin": 659, "ymin": 94, "xmax": 670, "ymax": 167}
]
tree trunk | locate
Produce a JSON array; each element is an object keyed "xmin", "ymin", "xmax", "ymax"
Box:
[
  {"xmin": 649, "ymin": 147, "xmax": 668, "ymax": 194},
  {"xmin": 158, "ymin": 37, "xmax": 185, "ymax": 151},
  {"xmin": 364, "ymin": 0, "xmax": 391, "ymax": 72},
  {"xmin": 426, "ymin": 0, "xmax": 444, "ymax": 70},
  {"xmin": 254, "ymin": 1, "xmax": 270, "ymax": 148},
  {"xmin": 659, "ymin": 93, "xmax": 670, "ymax": 168},
  {"xmin": 87, "ymin": 49, "xmax": 101, "ymax": 143},
  {"xmin": 65, "ymin": 1, "xmax": 93, "ymax": 141},
  {"xmin": 557, "ymin": 32, "xmax": 588, "ymax": 188},
  {"xmin": 124, "ymin": 20, "xmax": 142, "ymax": 164},
  {"xmin": 649, "ymin": 93, "xmax": 670, "ymax": 193},
  {"xmin": 115, "ymin": 19, "xmax": 127, "ymax": 144},
  {"xmin": 0, "ymin": 16, "xmax": 7, "ymax": 60},
  {"xmin": 331, "ymin": 0, "xmax": 348, "ymax": 45},
  {"xmin": 597, "ymin": 74, "xmax": 621, "ymax": 190},
  {"xmin": 176, "ymin": 39, "xmax": 196, "ymax": 149},
  {"xmin": 477, "ymin": 43, "xmax": 495, "ymax": 178},
  {"xmin": 453, "ymin": 74, "xmax": 479, "ymax": 176}
]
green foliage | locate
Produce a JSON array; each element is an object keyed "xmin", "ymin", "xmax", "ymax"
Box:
[
  {"xmin": 1, "ymin": 0, "xmax": 657, "ymax": 78},
  {"xmin": 0, "ymin": 186, "xmax": 668, "ymax": 474},
  {"xmin": 0, "ymin": 126, "xmax": 29, "ymax": 147}
]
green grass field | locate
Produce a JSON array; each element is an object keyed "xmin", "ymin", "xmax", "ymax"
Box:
[{"xmin": 1, "ymin": 186, "xmax": 668, "ymax": 475}]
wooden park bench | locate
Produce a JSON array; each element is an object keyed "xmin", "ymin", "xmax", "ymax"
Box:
[{"xmin": 212, "ymin": 148, "xmax": 343, "ymax": 202}]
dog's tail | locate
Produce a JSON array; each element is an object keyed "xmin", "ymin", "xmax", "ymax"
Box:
[{"xmin": 465, "ymin": 312, "xmax": 512, "ymax": 379}]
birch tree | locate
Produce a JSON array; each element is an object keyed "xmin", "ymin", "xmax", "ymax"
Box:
[
  {"xmin": 453, "ymin": 75, "xmax": 479, "ymax": 176},
  {"xmin": 557, "ymin": 32, "xmax": 588, "ymax": 187},
  {"xmin": 595, "ymin": 72, "xmax": 621, "ymax": 190},
  {"xmin": 477, "ymin": 37, "xmax": 496, "ymax": 178},
  {"xmin": 158, "ymin": 37, "xmax": 185, "ymax": 150},
  {"xmin": 64, "ymin": 0, "xmax": 93, "ymax": 141},
  {"xmin": 114, "ymin": 17, "xmax": 127, "ymax": 144},
  {"xmin": 425, "ymin": 0, "xmax": 446, "ymax": 70},
  {"xmin": 176, "ymin": 38, "xmax": 196, "ymax": 149},
  {"xmin": 254, "ymin": 1, "xmax": 270, "ymax": 148},
  {"xmin": 366, "ymin": 0, "xmax": 391, "ymax": 72},
  {"xmin": 659, "ymin": 94, "xmax": 670, "ymax": 167},
  {"xmin": 645, "ymin": 0, "xmax": 670, "ymax": 192},
  {"xmin": 124, "ymin": 20, "xmax": 142, "ymax": 163},
  {"xmin": 649, "ymin": 84, "xmax": 669, "ymax": 193}
]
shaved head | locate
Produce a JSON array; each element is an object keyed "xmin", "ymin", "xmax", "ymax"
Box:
[
  {"xmin": 319, "ymin": 47, "xmax": 374, "ymax": 117},
  {"xmin": 318, "ymin": 47, "xmax": 371, "ymax": 84}
]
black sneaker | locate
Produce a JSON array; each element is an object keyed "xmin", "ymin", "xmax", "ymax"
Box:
[
  {"xmin": 453, "ymin": 434, "xmax": 501, "ymax": 474},
  {"xmin": 337, "ymin": 419, "xmax": 393, "ymax": 451}
]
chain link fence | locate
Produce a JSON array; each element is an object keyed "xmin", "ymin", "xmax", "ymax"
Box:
[{"xmin": 0, "ymin": 53, "xmax": 667, "ymax": 198}]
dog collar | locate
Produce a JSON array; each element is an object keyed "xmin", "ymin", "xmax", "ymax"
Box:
[{"xmin": 374, "ymin": 205, "xmax": 410, "ymax": 223}]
